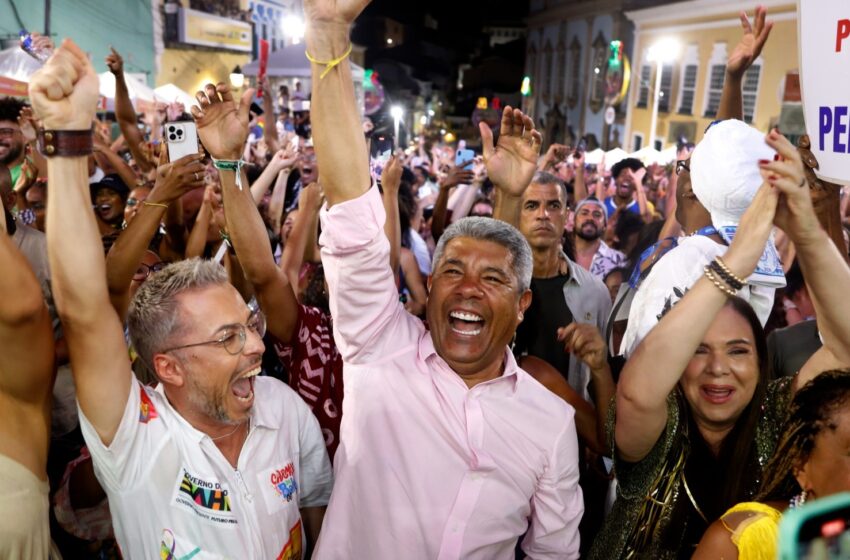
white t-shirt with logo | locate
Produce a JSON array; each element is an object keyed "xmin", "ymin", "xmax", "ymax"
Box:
[{"xmin": 79, "ymin": 376, "xmax": 332, "ymax": 559}]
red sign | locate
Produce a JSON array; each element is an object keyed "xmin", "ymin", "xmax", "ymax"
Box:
[{"xmin": 258, "ymin": 39, "xmax": 270, "ymax": 97}]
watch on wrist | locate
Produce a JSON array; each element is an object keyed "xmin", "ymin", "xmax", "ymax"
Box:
[{"xmin": 37, "ymin": 129, "xmax": 94, "ymax": 157}]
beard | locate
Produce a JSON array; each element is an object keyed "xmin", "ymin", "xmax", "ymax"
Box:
[
  {"xmin": 187, "ymin": 373, "xmax": 240, "ymax": 425},
  {"xmin": 576, "ymin": 221, "xmax": 603, "ymax": 241},
  {"xmin": 0, "ymin": 142, "xmax": 23, "ymax": 166}
]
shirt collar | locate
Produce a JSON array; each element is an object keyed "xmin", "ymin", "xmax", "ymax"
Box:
[{"xmin": 418, "ymin": 331, "xmax": 523, "ymax": 394}]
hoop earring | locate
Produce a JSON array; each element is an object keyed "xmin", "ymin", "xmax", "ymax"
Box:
[{"xmin": 790, "ymin": 489, "xmax": 808, "ymax": 509}]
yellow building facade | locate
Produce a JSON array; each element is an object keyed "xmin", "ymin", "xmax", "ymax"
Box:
[
  {"xmin": 155, "ymin": 0, "xmax": 253, "ymax": 95},
  {"xmin": 624, "ymin": 0, "xmax": 799, "ymax": 151}
]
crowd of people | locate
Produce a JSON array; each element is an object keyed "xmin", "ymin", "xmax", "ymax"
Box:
[{"xmin": 2, "ymin": 1, "xmax": 850, "ymax": 559}]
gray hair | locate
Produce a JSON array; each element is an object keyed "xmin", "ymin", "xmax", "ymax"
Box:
[
  {"xmin": 127, "ymin": 258, "xmax": 229, "ymax": 368},
  {"xmin": 432, "ymin": 217, "xmax": 533, "ymax": 292},
  {"xmin": 532, "ymin": 171, "xmax": 567, "ymax": 203}
]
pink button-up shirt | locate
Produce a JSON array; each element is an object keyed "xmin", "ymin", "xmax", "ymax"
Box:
[{"xmin": 314, "ymin": 187, "xmax": 583, "ymax": 559}]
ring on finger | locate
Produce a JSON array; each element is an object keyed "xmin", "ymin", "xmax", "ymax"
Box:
[{"xmin": 194, "ymin": 172, "xmax": 200, "ymax": 181}]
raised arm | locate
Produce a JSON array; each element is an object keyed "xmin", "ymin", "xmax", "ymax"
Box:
[
  {"xmin": 105, "ymin": 48, "xmax": 154, "ymax": 173},
  {"xmin": 615, "ymin": 177, "xmax": 778, "ymax": 462},
  {"xmin": 572, "ymin": 151, "xmax": 588, "ymax": 202},
  {"xmin": 758, "ymin": 132, "xmax": 850, "ymax": 385},
  {"xmin": 484, "ymin": 106, "xmax": 543, "ymax": 225},
  {"xmin": 251, "ymin": 146, "xmax": 297, "ymax": 206},
  {"xmin": 192, "ymin": 82, "xmax": 301, "ymax": 344},
  {"xmin": 430, "ymin": 164, "xmax": 473, "ymax": 240},
  {"xmin": 716, "ymin": 7, "xmax": 772, "ymax": 121},
  {"xmin": 381, "ymin": 155, "xmax": 403, "ymax": 273},
  {"xmin": 260, "ymin": 77, "xmax": 280, "ymax": 154},
  {"xmin": 105, "ymin": 152, "xmax": 204, "ymax": 319},
  {"xmin": 304, "ymin": 0, "xmax": 372, "ymax": 205},
  {"xmin": 32, "ymin": 40, "xmax": 132, "ymax": 446},
  {"xmin": 281, "ymin": 182, "xmax": 324, "ymax": 294}
]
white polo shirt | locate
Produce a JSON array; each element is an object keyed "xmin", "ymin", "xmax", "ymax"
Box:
[{"xmin": 79, "ymin": 376, "xmax": 332, "ymax": 560}]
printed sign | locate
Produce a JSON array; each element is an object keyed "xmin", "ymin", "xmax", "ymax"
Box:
[
  {"xmin": 178, "ymin": 8, "xmax": 252, "ymax": 52},
  {"xmin": 797, "ymin": 1, "xmax": 850, "ymax": 184}
]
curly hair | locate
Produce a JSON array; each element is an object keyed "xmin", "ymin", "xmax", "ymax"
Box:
[
  {"xmin": 0, "ymin": 97, "xmax": 27, "ymax": 123},
  {"xmin": 758, "ymin": 370, "xmax": 850, "ymax": 502}
]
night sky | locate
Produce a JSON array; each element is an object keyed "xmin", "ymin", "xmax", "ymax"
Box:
[{"xmin": 362, "ymin": 0, "xmax": 529, "ymax": 34}]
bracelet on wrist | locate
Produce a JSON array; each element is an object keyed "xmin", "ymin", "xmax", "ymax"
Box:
[
  {"xmin": 37, "ymin": 129, "xmax": 94, "ymax": 157},
  {"xmin": 712, "ymin": 257, "xmax": 747, "ymax": 289},
  {"xmin": 142, "ymin": 200, "xmax": 169, "ymax": 210},
  {"xmin": 211, "ymin": 158, "xmax": 246, "ymax": 190},
  {"xmin": 703, "ymin": 266, "xmax": 738, "ymax": 298}
]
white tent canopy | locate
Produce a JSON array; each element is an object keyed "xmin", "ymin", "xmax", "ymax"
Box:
[
  {"xmin": 583, "ymin": 148, "xmax": 605, "ymax": 165},
  {"xmin": 98, "ymin": 71, "xmax": 158, "ymax": 102},
  {"xmin": 630, "ymin": 146, "xmax": 664, "ymax": 166},
  {"xmin": 658, "ymin": 145, "xmax": 678, "ymax": 165},
  {"xmin": 604, "ymin": 147, "xmax": 629, "ymax": 170},
  {"xmin": 155, "ymin": 83, "xmax": 198, "ymax": 109},
  {"xmin": 0, "ymin": 47, "xmax": 43, "ymax": 82}
]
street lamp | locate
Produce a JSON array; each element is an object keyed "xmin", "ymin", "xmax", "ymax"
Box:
[
  {"xmin": 229, "ymin": 66, "xmax": 244, "ymax": 89},
  {"xmin": 282, "ymin": 15, "xmax": 305, "ymax": 44},
  {"xmin": 391, "ymin": 105, "xmax": 404, "ymax": 148},
  {"xmin": 646, "ymin": 38, "xmax": 680, "ymax": 150}
]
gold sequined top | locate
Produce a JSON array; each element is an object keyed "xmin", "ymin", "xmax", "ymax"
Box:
[{"xmin": 587, "ymin": 376, "xmax": 794, "ymax": 560}]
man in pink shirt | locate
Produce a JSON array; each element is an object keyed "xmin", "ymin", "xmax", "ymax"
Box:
[{"xmin": 304, "ymin": 1, "xmax": 583, "ymax": 557}]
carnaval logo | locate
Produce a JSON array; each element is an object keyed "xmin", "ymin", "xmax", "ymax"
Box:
[
  {"xmin": 139, "ymin": 389, "xmax": 158, "ymax": 423},
  {"xmin": 179, "ymin": 471, "xmax": 231, "ymax": 512},
  {"xmin": 270, "ymin": 463, "xmax": 298, "ymax": 502}
]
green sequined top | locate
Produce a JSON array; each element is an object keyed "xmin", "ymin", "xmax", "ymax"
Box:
[{"xmin": 587, "ymin": 376, "xmax": 794, "ymax": 560}]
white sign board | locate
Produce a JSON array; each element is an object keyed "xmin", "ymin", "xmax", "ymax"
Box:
[{"xmin": 798, "ymin": 1, "xmax": 850, "ymax": 184}]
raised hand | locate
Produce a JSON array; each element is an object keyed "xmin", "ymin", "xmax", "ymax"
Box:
[
  {"xmin": 439, "ymin": 164, "xmax": 475, "ymax": 191},
  {"xmin": 105, "ymin": 46, "xmax": 124, "ymax": 76},
  {"xmin": 150, "ymin": 152, "xmax": 206, "ymax": 204},
  {"xmin": 557, "ymin": 323, "xmax": 607, "ymax": 372},
  {"xmin": 17, "ymin": 106, "xmax": 37, "ymax": 144},
  {"xmin": 29, "ymin": 39, "xmax": 99, "ymax": 131},
  {"xmin": 381, "ymin": 154, "xmax": 403, "ymax": 193},
  {"xmin": 191, "ymin": 82, "xmax": 256, "ymax": 160},
  {"xmin": 271, "ymin": 145, "xmax": 299, "ymax": 172},
  {"xmin": 298, "ymin": 181, "xmax": 325, "ymax": 213},
  {"xmin": 724, "ymin": 178, "xmax": 780, "ymax": 279},
  {"xmin": 480, "ymin": 106, "xmax": 543, "ymax": 197},
  {"xmin": 759, "ymin": 129, "xmax": 821, "ymax": 245},
  {"xmin": 303, "ymin": 0, "xmax": 372, "ymax": 24},
  {"xmin": 727, "ymin": 6, "xmax": 773, "ymax": 79}
]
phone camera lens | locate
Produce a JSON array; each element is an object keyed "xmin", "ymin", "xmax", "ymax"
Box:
[
  {"xmin": 169, "ymin": 134, "xmax": 176, "ymax": 141},
  {"xmin": 177, "ymin": 129, "xmax": 184, "ymax": 137}
]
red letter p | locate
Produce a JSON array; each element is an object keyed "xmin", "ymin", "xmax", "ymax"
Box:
[{"xmin": 838, "ymin": 19, "xmax": 850, "ymax": 52}]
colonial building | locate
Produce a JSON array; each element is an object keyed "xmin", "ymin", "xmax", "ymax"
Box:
[
  {"xmin": 624, "ymin": 0, "xmax": 799, "ymax": 150},
  {"xmin": 524, "ymin": 0, "xmax": 670, "ymax": 150}
]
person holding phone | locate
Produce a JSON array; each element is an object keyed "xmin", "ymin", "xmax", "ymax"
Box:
[{"xmin": 590, "ymin": 128, "xmax": 850, "ymax": 560}]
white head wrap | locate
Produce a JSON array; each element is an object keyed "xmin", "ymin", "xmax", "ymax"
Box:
[{"xmin": 689, "ymin": 119, "xmax": 786, "ymax": 287}]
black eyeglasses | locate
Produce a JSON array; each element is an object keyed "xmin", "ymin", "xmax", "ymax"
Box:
[
  {"xmin": 160, "ymin": 309, "xmax": 267, "ymax": 356},
  {"xmin": 133, "ymin": 262, "xmax": 166, "ymax": 281},
  {"xmin": 676, "ymin": 160, "xmax": 691, "ymax": 175}
]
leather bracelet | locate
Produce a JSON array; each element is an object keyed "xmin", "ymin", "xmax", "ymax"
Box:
[{"xmin": 37, "ymin": 129, "xmax": 93, "ymax": 157}]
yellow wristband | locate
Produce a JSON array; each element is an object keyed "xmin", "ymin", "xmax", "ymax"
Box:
[{"xmin": 305, "ymin": 44, "xmax": 353, "ymax": 79}]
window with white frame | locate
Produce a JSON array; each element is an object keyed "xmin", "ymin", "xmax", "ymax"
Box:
[
  {"xmin": 677, "ymin": 44, "xmax": 699, "ymax": 115},
  {"xmin": 703, "ymin": 43, "xmax": 727, "ymax": 117},
  {"xmin": 636, "ymin": 64, "xmax": 651, "ymax": 108},
  {"xmin": 742, "ymin": 60, "xmax": 762, "ymax": 123}
]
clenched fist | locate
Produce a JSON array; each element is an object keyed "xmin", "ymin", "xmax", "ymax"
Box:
[{"xmin": 28, "ymin": 39, "xmax": 99, "ymax": 131}]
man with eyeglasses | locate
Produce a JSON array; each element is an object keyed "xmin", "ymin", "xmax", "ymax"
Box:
[
  {"xmin": 31, "ymin": 40, "xmax": 332, "ymax": 559},
  {"xmin": 0, "ymin": 97, "xmax": 29, "ymax": 187}
]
